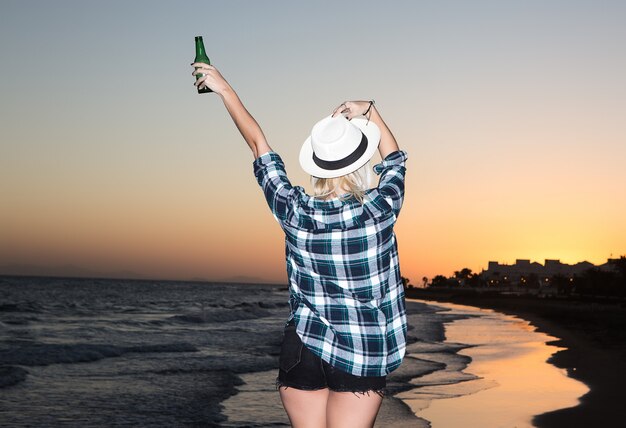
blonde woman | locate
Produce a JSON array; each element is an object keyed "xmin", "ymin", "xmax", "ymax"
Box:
[{"xmin": 193, "ymin": 63, "xmax": 408, "ymax": 428}]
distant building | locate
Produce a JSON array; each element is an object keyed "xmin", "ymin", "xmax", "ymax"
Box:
[{"xmin": 482, "ymin": 258, "xmax": 617, "ymax": 286}]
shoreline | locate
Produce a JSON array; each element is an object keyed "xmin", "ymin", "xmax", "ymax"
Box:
[
  {"xmin": 379, "ymin": 300, "xmax": 477, "ymax": 427},
  {"xmin": 405, "ymin": 289, "xmax": 626, "ymax": 427}
]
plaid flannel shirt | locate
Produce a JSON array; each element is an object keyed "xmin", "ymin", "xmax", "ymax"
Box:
[{"xmin": 253, "ymin": 150, "xmax": 408, "ymax": 377}]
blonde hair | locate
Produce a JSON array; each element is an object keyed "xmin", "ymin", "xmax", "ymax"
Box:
[{"xmin": 310, "ymin": 162, "xmax": 372, "ymax": 204}]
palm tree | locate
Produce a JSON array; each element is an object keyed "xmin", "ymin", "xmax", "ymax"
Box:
[
  {"xmin": 401, "ymin": 276, "xmax": 412, "ymax": 289},
  {"xmin": 422, "ymin": 276, "xmax": 428, "ymax": 288},
  {"xmin": 454, "ymin": 268, "xmax": 473, "ymax": 286},
  {"xmin": 431, "ymin": 275, "xmax": 448, "ymax": 287}
]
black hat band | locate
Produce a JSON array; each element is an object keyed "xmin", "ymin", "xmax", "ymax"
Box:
[{"xmin": 312, "ymin": 132, "xmax": 368, "ymax": 171}]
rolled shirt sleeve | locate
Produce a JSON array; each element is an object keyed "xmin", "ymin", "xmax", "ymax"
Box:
[
  {"xmin": 253, "ymin": 151, "xmax": 297, "ymax": 222},
  {"xmin": 373, "ymin": 150, "xmax": 408, "ymax": 218}
]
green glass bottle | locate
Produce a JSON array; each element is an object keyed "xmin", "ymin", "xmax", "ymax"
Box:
[{"xmin": 194, "ymin": 36, "xmax": 212, "ymax": 94}]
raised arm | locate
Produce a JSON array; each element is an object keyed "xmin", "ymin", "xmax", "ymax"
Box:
[
  {"xmin": 192, "ymin": 63, "xmax": 272, "ymax": 159},
  {"xmin": 331, "ymin": 101, "xmax": 399, "ymax": 159}
]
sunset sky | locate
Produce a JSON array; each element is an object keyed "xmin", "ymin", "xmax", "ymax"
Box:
[{"xmin": 1, "ymin": 1, "xmax": 625, "ymax": 284}]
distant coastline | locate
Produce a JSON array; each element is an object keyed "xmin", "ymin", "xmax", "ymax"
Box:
[{"xmin": 0, "ymin": 271, "xmax": 281, "ymax": 286}]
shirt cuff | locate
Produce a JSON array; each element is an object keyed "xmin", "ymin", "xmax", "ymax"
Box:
[
  {"xmin": 253, "ymin": 151, "xmax": 286, "ymax": 177},
  {"xmin": 373, "ymin": 150, "xmax": 408, "ymax": 175},
  {"xmin": 253, "ymin": 150, "xmax": 280, "ymax": 167}
]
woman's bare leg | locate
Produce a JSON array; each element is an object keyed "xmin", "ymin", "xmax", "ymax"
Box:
[
  {"xmin": 326, "ymin": 390, "xmax": 383, "ymax": 428},
  {"xmin": 279, "ymin": 386, "xmax": 329, "ymax": 428}
]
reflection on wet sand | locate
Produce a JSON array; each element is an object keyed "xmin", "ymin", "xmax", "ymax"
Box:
[{"xmin": 399, "ymin": 300, "xmax": 590, "ymax": 428}]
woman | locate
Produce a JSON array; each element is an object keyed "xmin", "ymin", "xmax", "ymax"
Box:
[{"xmin": 192, "ymin": 63, "xmax": 408, "ymax": 428}]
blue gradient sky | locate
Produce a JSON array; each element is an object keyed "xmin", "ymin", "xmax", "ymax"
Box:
[{"xmin": 1, "ymin": 1, "xmax": 625, "ymax": 282}]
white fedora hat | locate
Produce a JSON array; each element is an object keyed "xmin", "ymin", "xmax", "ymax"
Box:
[{"xmin": 299, "ymin": 115, "xmax": 381, "ymax": 178}]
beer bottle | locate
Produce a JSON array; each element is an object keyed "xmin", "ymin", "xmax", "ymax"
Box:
[{"xmin": 194, "ymin": 36, "xmax": 212, "ymax": 94}]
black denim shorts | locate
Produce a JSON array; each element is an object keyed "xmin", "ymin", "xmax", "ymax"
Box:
[{"xmin": 276, "ymin": 320, "xmax": 386, "ymax": 395}]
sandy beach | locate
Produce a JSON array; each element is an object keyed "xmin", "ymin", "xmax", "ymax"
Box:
[{"xmin": 405, "ymin": 289, "xmax": 626, "ymax": 427}]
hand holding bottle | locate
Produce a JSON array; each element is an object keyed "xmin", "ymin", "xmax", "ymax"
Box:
[{"xmin": 191, "ymin": 64, "xmax": 231, "ymax": 95}]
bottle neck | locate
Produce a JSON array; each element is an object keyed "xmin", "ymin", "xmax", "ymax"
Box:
[
  {"xmin": 195, "ymin": 37, "xmax": 209, "ymax": 62},
  {"xmin": 195, "ymin": 38, "xmax": 206, "ymax": 56}
]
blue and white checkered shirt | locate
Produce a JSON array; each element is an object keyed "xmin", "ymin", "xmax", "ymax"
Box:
[{"xmin": 253, "ymin": 150, "xmax": 408, "ymax": 377}]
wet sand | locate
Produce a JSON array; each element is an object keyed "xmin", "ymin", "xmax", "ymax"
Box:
[
  {"xmin": 404, "ymin": 300, "xmax": 589, "ymax": 427},
  {"xmin": 406, "ymin": 289, "xmax": 626, "ymax": 427}
]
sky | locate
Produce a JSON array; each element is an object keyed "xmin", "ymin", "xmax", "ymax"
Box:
[{"xmin": 1, "ymin": 1, "xmax": 625, "ymax": 284}]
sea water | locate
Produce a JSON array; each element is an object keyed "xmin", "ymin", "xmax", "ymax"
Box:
[{"xmin": 0, "ymin": 277, "xmax": 289, "ymax": 426}]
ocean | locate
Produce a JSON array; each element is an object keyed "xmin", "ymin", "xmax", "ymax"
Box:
[{"xmin": 0, "ymin": 277, "xmax": 292, "ymax": 426}]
